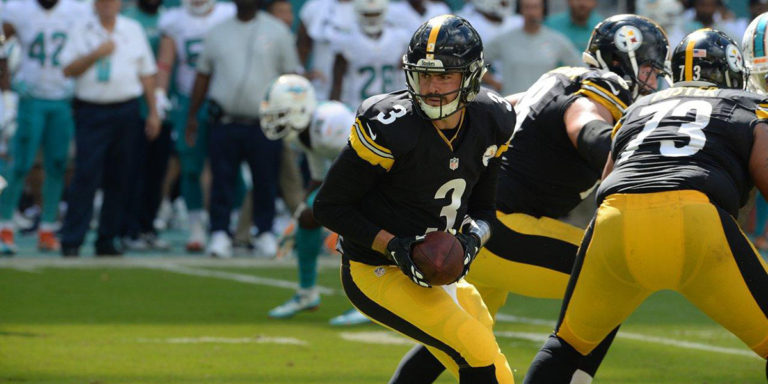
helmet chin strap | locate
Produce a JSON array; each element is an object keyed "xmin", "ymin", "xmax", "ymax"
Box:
[{"xmin": 417, "ymin": 95, "xmax": 462, "ymax": 120}]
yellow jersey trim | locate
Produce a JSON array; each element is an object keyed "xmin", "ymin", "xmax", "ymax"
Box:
[
  {"xmin": 757, "ymin": 103, "xmax": 768, "ymax": 120},
  {"xmin": 611, "ymin": 120, "xmax": 623, "ymax": 139},
  {"xmin": 576, "ymin": 81, "xmax": 627, "ymax": 122},
  {"xmin": 349, "ymin": 119, "xmax": 394, "ymax": 171}
]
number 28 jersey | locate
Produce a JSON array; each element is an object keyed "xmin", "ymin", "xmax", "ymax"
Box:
[
  {"xmin": 316, "ymin": 89, "xmax": 514, "ymax": 266},
  {"xmin": 598, "ymin": 86, "xmax": 768, "ymax": 216}
]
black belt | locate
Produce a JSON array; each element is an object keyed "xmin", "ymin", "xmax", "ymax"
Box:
[{"xmin": 73, "ymin": 97, "xmax": 138, "ymax": 108}]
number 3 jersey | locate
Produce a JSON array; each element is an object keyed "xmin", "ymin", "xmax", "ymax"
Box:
[
  {"xmin": 497, "ymin": 66, "xmax": 632, "ymax": 218},
  {"xmin": 314, "ymin": 89, "xmax": 515, "ymax": 266},
  {"xmin": 2, "ymin": 0, "xmax": 89, "ymax": 99},
  {"xmin": 598, "ymin": 86, "xmax": 768, "ymax": 216},
  {"xmin": 158, "ymin": 3, "xmax": 235, "ymax": 96}
]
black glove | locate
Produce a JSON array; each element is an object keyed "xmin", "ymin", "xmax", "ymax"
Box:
[
  {"xmin": 386, "ymin": 235, "xmax": 430, "ymax": 288},
  {"xmin": 454, "ymin": 232, "xmax": 481, "ymax": 282}
]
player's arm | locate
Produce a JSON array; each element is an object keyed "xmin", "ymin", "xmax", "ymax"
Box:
[
  {"xmin": 156, "ymin": 35, "xmax": 176, "ymax": 92},
  {"xmin": 313, "ymin": 147, "xmax": 388, "ymax": 251},
  {"xmin": 329, "ymin": 53, "xmax": 347, "ymax": 102},
  {"xmin": 0, "ymin": 23, "xmax": 15, "ymax": 92},
  {"xmin": 749, "ymin": 122, "xmax": 768, "ymax": 199},
  {"xmin": 563, "ymin": 96, "xmax": 614, "ymax": 173},
  {"xmin": 313, "ymin": 117, "xmax": 392, "ymax": 254},
  {"xmin": 297, "ymin": 21, "xmax": 312, "ymax": 70}
]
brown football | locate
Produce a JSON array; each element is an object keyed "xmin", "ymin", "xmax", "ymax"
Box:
[{"xmin": 412, "ymin": 231, "xmax": 465, "ymax": 286}]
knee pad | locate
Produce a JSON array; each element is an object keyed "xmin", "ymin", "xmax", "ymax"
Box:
[{"xmin": 458, "ymin": 364, "xmax": 497, "ymax": 384}]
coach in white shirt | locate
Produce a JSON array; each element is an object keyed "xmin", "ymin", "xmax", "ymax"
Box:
[{"xmin": 58, "ymin": 0, "xmax": 160, "ymax": 257}]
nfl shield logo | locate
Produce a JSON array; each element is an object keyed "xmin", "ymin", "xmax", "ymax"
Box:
[{"xmin": 449, "ymin": 157, "xmax": 459, "ymax": 170}]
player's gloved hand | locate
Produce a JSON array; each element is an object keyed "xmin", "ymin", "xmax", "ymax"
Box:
[
  {"xmin": 155, "ymin": 88, "xmax": 172, "ymax": 120},
  {"xmin": 454, "ymin": 232, "xmax": 481, "ymax": 282},
  {"xmin": 386, "ymin": 235, "xmax": 430, "ymax": 288}
]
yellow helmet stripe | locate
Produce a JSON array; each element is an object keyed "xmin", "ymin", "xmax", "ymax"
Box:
[
  {"xmin": 685, "ymin": 39, "xmax": 696, "ymax": 81},
  {"xmin": 426, "ymin": 15, "xmax": 451, "ymax": 60},
  {"xmin": 756, "ymin": 103, "xmax": 768, "ymax": 119}
]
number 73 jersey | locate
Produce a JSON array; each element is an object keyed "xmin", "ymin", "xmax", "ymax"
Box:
[
  {"xmin": 599, "ymin": 86, "xmax": 768, "ymax": 216},
  {"xmin": 340, "ymin": 89, "xmax": 514, "ymax": 265}
]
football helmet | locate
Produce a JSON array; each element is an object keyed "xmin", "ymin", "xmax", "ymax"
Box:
[
  {"xmin": 583, "ymin": 14, "xmax": 671, "ymax": 97},
  {"xmin": 354, "ymin": 0, "xmax": 389, "ymax": 36},
  {"xmin": 403, "ymin": 15, "xmax": 486, "ymax": 120},
  {"xmin": 672, "ymin": 28, "xmax": 744, "ymax": 89},
  {"xmin": 260, "ymin": 75, "xmax": 317, "ymax": 140},
  {"xmin": 183, "ymin": 0, "xmax": 215, "ymax": 16},
  {"xmin": 742, "ymin": 12, "xmax": 768, "ymax": 93},
  {"xmin": 472, "ymin": 0, "xmax": 511, "ymax": 19}
]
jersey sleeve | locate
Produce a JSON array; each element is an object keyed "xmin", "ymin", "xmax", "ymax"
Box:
[
  {"xmin": 575, "ymin": 71, "xmax": 632, "ymax": 122},
  {"xmin": 348, "ymin": 116, "xmax": 395, "ymax": 171},
  {"xmin": 2, "ymin": 1, "xmax": 22, "ymax": 26},
  {"xmin": 158, "ymin": 10, "xmax": 176, "ymax": 37}
]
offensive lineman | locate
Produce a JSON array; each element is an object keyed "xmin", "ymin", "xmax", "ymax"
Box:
[
  {"xmin": 314, "ymin": 15, "xmax": 516, "ymax": 383},
  {"xmin": 524, "ymin": 28, "xmax": 768, "ymax": 383}
]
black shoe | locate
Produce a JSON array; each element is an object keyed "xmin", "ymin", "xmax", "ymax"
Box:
[
  {"xmin": 61, "ymin": 246, "xmax": 79, "ymax": 257},
  {"xmin": 95, "ymin": 242, "xmax": 123, "ymax": 257}
]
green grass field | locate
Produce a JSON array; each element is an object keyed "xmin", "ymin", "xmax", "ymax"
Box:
[{"xmin": 0, "ymin": 251, "xmax": 765, "ymax": 384}]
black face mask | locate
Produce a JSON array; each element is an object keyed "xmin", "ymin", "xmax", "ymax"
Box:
[
  {"xmin": 37, "ymin": 0, "xmax": 58, "ymax": 9},
  {"xmin": 139, "ymin": 0, "xmax": 162, "ymax": 14}
]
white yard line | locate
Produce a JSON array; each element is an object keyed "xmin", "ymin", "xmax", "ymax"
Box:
[
  {"xmin": 494, "ymin": 315, "xmax": 760, "ymax": 359},
  {"xmin": 2, "ymin": 257, "xmax": 759, "ymax": 359},
  {"xmin": 136, "ymin": 336, "xmax": 308, "ymax": 345}
]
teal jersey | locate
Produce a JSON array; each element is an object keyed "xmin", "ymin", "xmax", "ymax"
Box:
[{"xmin": 544, "ymin": 11, "xmax": 602, "ymax": 52}]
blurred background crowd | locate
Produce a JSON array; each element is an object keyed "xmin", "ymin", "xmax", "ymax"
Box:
[{"xmin": 2, "ymin": 0, "xmax": 768, "ymax": 257}]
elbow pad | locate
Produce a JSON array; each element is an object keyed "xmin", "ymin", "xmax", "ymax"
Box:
[{"xmin": 577, "ymin": 120, "xmax": 613, "ymax": 173}]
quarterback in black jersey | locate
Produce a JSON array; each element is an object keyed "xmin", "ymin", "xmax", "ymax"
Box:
[
  {"xmin": 314, "ymin": 15, "xmax": 516, "ymax": 383},
  {"xmin": 524, "ymin": 29, "xmax": 768, "ymax": 383},
  {"xmin": 391, "ymin": 14, "xmax": 671, "ymax": 384}
]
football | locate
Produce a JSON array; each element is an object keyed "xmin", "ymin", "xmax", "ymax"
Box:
[{"xmin": 412, "ymin": 231, "xmax": 465, "ymax": 286}]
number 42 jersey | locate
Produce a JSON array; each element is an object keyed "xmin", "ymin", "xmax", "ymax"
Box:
[
  {"xmin": 314, "ymin": 89, "xmax": 515, "ymax": 266},
  {"xmin": 599, "ymin": 86, "xmax": 768, "ymax": 216}
]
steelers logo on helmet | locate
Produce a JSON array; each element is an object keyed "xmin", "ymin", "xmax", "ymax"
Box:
[
  {"xmin": 614, "ymin": 25, "xmax": 643, "ymax": 53},
  {"xmin": 726, "ymin": 44, "xmax": 744, "ymax": 73}
]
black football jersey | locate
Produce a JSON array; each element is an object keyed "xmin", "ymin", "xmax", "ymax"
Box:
[
  {"xmin": 598, "ymin": 86, "xmax": 768, "ymax": 216},
  {"xmin": 315, "ymin": 89, "xmax": 515, "ymax": 265},
  {"xmin": 497, "ymin": 66, "xmax": 633, "ymax": 217}
]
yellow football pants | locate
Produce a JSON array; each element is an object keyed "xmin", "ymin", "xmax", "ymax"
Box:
[
  {"xmin": 557, "ymin": 190, "xmax": 768, "ymax": 358},
  {"xmin": 341, "ymin": 258, "xmax": 515, "ymax": 383},
  {"xmin": 467, "ymin": 212, "xmax": 585, "ymax": 317}
]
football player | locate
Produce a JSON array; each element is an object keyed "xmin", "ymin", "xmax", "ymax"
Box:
[
  {"xmin": 389, "ymin": 14, "xmax": 671, "ymax": 384},
  {"xmin": 524, "ymin": 28, "xmax": 768, "ymax": 383},
  {"xmin": 155, "ymin": 0, "xmax": 235, "ymax": 252},
  {"xmin": 261, "ymin": 74, "xmax": 370, "ymax": 326},
  {"xmin": 0, "ymin": 0, "xmax": 90, "ymax": 253},
  {"xmin": 314, "ymin": 15, "xmax": 516, "ymax": 383},
  {"xmin": 328, "ymin": 0, "xmax": 410, "ymax": 111}
]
